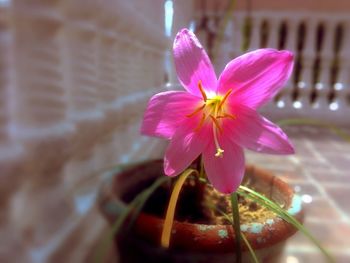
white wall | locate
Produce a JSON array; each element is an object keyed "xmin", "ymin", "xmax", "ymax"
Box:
[{"xmin": 0, "ymin": 0, "xmax": 183, "ymax": 262}]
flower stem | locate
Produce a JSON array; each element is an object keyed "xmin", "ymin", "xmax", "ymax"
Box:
[
  {"xmin": 161, "ymin": 169, "xmax": 198, "ymax": 248},
  {"xmin": 231, "ymin": 192, "xmax": 242, "ymax": 263}
]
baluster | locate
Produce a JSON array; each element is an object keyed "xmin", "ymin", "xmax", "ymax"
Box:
[
  {"xmin": 215, "ymin": 20, "xmax": 234, "ymax": 73},
  {"xmin": 298, "ymin": 18, "xmax": 318, "ymax": 109},
  {"xmin": 196, "ymin": 26, "xmax": 209, "ymax": 52},
  {"xmin": 248, "ymin": 14, "xmax": 261, "ymax": 51},
  {"xmin": 194, "ymin": 8, "xmax": 209, "ymax": 51},
  {"xmin": 206, "ymin": 16, "xmax": 218, "ymax": 58},
  {"xmin": 277, "ymin": 18, "xmax": 299, "ymax": 108},
  {"xmin": 314, "ymin": 20, "xmax": 337, "ymax": 110},
  {"xmin": 231, "ymin": 13, "xmax": 244, "ymax": 58},
  {"xmin": 266, "ymin": 17, "xmax": 280, "ymax": 49},
  {"xmin": 333, "ymin": 21, "xmax": 350, "ymax": 112}
]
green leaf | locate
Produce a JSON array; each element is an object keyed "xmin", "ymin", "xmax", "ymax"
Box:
[
  {"xmin": 237, "ymin": 186, "xmax": 335, "ymax": 263},
  {"xmin": 241, "ymin": 232, "xmax": 259, "ymax": 263}
]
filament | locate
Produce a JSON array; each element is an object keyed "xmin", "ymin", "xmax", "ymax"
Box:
[
  {"xmin": 218, "ymin": 89, "xmax": 233, "ymax": 109},
  {"xmin": 197, "ymin": 80, "xmax": 207, "ymax": 102},
  {"xmin": 194, "ymin": 113, "xmax": 207, "ymax": 131},
  {"xmin": 186, "ymin": 104, "xmax": 205, "ymax": 117}
]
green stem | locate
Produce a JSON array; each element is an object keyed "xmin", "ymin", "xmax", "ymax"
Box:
[
  {"xmin": 231, "ymin": 192, "xmax": 242, "ymax": 263},
  {"xmin": 207, "ymin": 200, "xmax": 260, "ymax": 263}
]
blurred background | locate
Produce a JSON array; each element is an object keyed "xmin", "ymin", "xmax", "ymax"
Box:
[{"xmin": 0, "ymin": 0, "xmax": 349, "ymax": 262}]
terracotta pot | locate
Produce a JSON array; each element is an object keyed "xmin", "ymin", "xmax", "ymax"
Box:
[{"xmin": 99, "ymin": 160, "xmax": 303, "ymax": 263}]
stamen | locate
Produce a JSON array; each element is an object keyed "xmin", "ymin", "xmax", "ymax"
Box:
[
  {"xmin": 209, "ymin": 115, "xmax": 222, "ymax": 133},
  {"xmin": 217, "ymin": 113, "xmax": 237, "ymax": 120},
  {"xmin": 194, "ymin": 113, "xmax": 206, "ymax": 131},
  {"xmin": 218, "ymin": 89, "xmax": 233, "ymax": 109},
  {"xmin": 198, "ymin": 81, "xmax": 207, "ymax": 102},
  {"xmin": 186, "ymin": 104, "xmax": 205, "ymax": 117},
  {"xmin": 225, "ymin": 113, "xmax": 237, "ymax": 120}
]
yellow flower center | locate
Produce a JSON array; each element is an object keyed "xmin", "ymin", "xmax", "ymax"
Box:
[{"xmin": 186, "ymin": 81, "xmax": 236, "ymax": 158}]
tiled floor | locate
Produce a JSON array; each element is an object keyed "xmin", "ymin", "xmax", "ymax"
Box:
[{"xmin": 245, "ymin": 126, "xmax": 350, "ymax": 263}]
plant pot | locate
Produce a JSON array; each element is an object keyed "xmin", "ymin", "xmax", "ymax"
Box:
[{"xmin": 99, "ymin": 159, "xmax": 303, "ymax": 263}]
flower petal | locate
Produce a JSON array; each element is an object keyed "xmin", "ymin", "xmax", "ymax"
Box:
[
  {"xmin": 224, "ymin": 105, "xmax": 294, "ymax": 154},
  {"xmin": 203, "ymin": 137, "xmax": 245, "ymax": 194},
  {"xmin": 164, "ymin": 121, "xmax": 211, "ymax": 177},
  {"xmin": 141, "ymin": 91, "xmax": 202, "ymax": 139},
  {"xmin": 217, "ymin": 49, "xmax": 294, "ymax": 109},
  {"xmin": 173, "ymin": 28, "xmax": 217, "ymax": 96}
]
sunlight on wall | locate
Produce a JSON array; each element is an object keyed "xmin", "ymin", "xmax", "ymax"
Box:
[
  {"xmin": 286, "ymin": 256, "xmax": 300, "ymax": 263},
  {"xmin": 164, "ymin": 0, "xmax": 174, "ymax": 37},
  {"xmin": 0, "ymin": 0, "xmax": 9, "ymax": 7},
  {"xmin": 189, "ymin": 20, "xmax": 196, "ymax": 32}
]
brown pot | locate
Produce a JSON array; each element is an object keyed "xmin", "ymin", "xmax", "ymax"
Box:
[{"xmin": 99, "ymin": 160, "xmax": 303, "ymax": 263}]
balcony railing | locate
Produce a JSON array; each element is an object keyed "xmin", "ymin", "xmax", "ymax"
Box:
[{"xmin": 195, "ymin": 10, "xmax": 350, "ymax": 125}]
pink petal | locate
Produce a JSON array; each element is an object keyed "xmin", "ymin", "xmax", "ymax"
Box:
[
  {"xmin": 173, "ymin": 29, "xmax": 217, "ymax": 96},
  {"xmin": 164, "ymin": 120, "xmax": 211, "ymax": 177},
  {"xmin": 203, "ymin": 136, "xmax": 245, "ymax": 194},
  {"xmin": 141, "ymin": 91, "xmax": 202, "ymax": 139},
  {"xmin": 217, "ymin": 49, "xmax": 294, "ymax": 109},
  {"xmin": 224, "ymin": 105, "xmax": 294, "ymax": 154}
]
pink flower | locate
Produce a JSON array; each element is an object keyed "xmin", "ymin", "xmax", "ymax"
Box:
[{"xmin": 141, "ymin": 28, "xmax": 294, "ymax": 194}]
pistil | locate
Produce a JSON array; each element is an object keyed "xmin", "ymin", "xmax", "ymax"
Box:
[
  {"xmin": 211, "ymin": 103, "xmax": 224, "ymax": 158},
  {"xmin": 213, "ymin": 123, "xmax": 224, "ymax": 158}
]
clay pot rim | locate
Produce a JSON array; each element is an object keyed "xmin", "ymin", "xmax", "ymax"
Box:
[{"xmin": 99, "ymin": 159, "xmax": 303, "ymax": 253}]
